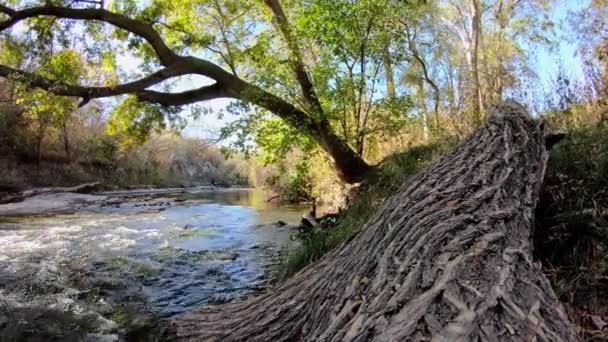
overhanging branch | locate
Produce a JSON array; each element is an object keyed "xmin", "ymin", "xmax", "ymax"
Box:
[
  {"xmin": 0, "ymin": 5, "xmax": 254, "ymax": 104},
  {"xmin": 0, "ymin": 5, "xmax": 16, "ymax": 17},
  {"xmin": 0, "ymin": 64, "xmax": 192, "ymax": 101},
  {"xmin": 0, "ymin": 4, "xmax": 328, "ymax": 159},
  {"xmin": 136, "ymin": 83, "xmax": 229, "ymax": 106},
  {"xmin": 0, "ymin": 5, "xmax": 178, "ymax": 65}
]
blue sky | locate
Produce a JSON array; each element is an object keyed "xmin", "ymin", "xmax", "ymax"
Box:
[
  {"xmin": 7, "ymin": 0, "xmax": 591, "ymax": 142},
  {"xmin": 95, "ymin": 0, "xmax": 593, "ymax": 142},
  {"xmin": 178, "ymin": 0, "xmax": 590, "ymax": 141},
  {"xmin": 533, "ymin": 0, "xmax": 587, "ymax": 87}
]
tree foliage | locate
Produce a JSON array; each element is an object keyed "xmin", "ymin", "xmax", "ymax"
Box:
[{"xmin": 0, "ymin": 0, "xmax": 605, "ymax": 185}]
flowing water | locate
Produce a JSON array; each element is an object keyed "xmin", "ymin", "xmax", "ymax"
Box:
[{"xmin": 0, "ymin": 188, "xmax": 306, "ymax": 341}]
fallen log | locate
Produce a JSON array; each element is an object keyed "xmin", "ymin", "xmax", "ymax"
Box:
[
  {"xmin": 301, "ymin": 212, "xmax": 320, "ymax": 229},
  {"xmin": 0, "ymin": 182, "xmax": 102, "ymax": 204},
  {"xmin": 174, "ymin": 101, "xmax": 579, "ymax": 341}
]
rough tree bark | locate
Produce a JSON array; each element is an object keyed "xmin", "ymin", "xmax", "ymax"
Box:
[{"xmin": 174, "ymin": 101, "xmax": 579, "ymax": 341}]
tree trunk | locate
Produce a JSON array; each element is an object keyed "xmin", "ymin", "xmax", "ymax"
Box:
[
  {"xmin": 417, "ymin": 78, "xmax": 429, "ymax": 141},
  {"xmin": 228, "ymin": 78, "xmax": 371, "ymax": 184},
  {"xmin": 403, "ymin": 24, "xmax": 440, "ymax": 129},
  {"xmin": 383, "ymin": 43, "xmax": 396, "ymax": 101},
  {"xmin": 263, "ymin": 0, "xmax": 323, "ymax": 115},
  {"xmin": 0, "ymin": 3, "xmax": 372, "ymax": 184},
  {"xmin": 36, "ymin": 122, "xmax": 44, "ymax": 167},
  {"xmin": 173, "ymin": 101, "xmax": 579, "ymax": 341},
  {"xmin": 62, "ymin": 120, "xmax": 70, "ymax": 161},
  {"xmin": 316, "ymin": 120, "xmax": 371, "ymax": 184},
  {"xmin": 470, "ymin": 0, "xmax": 484, "ymax": 125}
]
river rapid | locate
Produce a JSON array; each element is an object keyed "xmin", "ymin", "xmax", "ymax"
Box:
[{"xmin": 0, "ymin": 188, "xmax": 306, "ymax": 341}]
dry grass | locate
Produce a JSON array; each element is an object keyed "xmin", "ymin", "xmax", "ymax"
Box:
[
  {"xmin": 535, "ymin": 120, "xmax": 608, "ymax": 340},
  {"xmin": 273, "ymin": 143, "xmax": 448, "ymax": 281}
]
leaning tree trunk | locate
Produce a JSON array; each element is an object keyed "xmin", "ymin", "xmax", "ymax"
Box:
[{"xmin": 174, "ymin": 101, "xmax": 579, "ymax": 341}]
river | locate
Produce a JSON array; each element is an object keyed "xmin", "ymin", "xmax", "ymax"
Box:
[{"xmin": 0, "ymin": 188, "xmax": 306, "ymax": 341}]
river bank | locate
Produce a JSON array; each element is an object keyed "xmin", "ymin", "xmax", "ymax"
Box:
[
  {"xmin": 0, "ymin": 185, "xmax": 255, "ymax": 216},
  {"xmin": 0, "ymin": 188, "xmax": 306, "ymax": 341}
]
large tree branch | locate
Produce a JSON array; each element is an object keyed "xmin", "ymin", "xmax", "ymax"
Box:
[
  {"xmin": 135, "ymin": 83, "xmax": 229, "ymax": 106},
  {"xmin": 0, "ymin": 64, "xmax": 194, "ymax": 102},
  {"xmin": 0, "ymin": 5, "xmax": 16, "ymax": 17},
  {"xmin": 0, "ymin": 4, "xmax": 320, "ymax": 120},
  {"xmin": 136, "ymin": 74, "xmax": 370, "ymax": 183},
  {"xmin": 0, "ymin": 5, "xmax": 252, "ymax": 104},
  {"xmin": 0, "ymin": 4, "xmax": 371, "ymax": 183},
  {"xmin": 0, "ymin": 5, "xmax": 178, "ymax": 65}
]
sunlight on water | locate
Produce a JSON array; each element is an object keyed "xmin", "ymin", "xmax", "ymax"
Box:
[{"xmin": 0, "ymin": 188, "xmax": 306, "ymax": 338}]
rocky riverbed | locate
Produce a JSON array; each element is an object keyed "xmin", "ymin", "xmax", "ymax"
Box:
[{"xmin": 0, "ymin": 188, "xmax": 306, "ymax": 341}]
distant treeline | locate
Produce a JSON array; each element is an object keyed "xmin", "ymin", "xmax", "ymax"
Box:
[{"xmin": 0, "ymin": 86, "xmax": 252, "ymax": 190}]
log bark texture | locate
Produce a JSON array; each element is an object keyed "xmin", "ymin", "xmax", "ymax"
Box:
[{"xmin": 174, "ymin": 101, "xmax": 579, "ymax": 341}]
